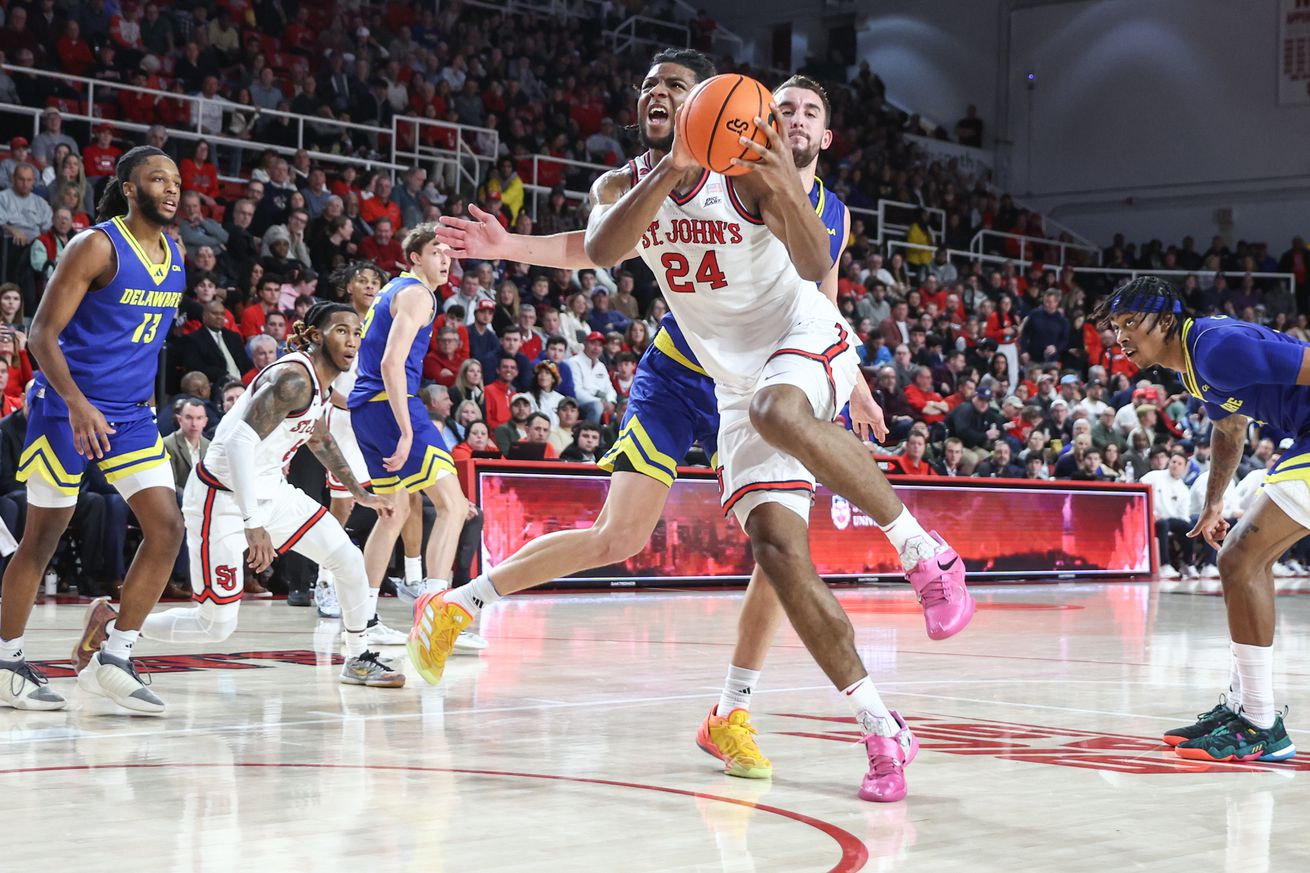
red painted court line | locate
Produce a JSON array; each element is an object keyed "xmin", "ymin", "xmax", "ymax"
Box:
[{"xmin": 0, "ymin": 762, "xmax": 868, "ymax": 872}]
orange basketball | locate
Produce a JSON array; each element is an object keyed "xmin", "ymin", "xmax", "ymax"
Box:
[{"xmin": 676, "ymin": 74, "xmax": 780, "ymax": 177}]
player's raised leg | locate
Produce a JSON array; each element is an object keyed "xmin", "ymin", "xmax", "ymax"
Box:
[{"xmin": 749, "ymin": 382, "xmax": 974, "ymax": 639}]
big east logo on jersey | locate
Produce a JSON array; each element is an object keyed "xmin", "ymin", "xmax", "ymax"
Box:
[{"xmin": 640, "ymin": 219, "xmax": 743, "ymax": 249}]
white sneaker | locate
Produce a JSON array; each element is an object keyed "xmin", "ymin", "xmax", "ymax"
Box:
[
  {"xmin": 1184, "ymin": 565, "xmax": 1201, "ymax": 579},
  {"xmin": 315, "ymin": 582, "xmax": 341, "ymax": 618},
  {"xmin": 365, "ymin": 619, "xmax": 408, "ymax": 646},
  {"xmin": 1159, "ymin": 565, "xmax": 1181, "ymax": 579},
  {"xmin": 1287, "ymin": 560, "xmax": 1307, "ymax": 575},
  {"xmin": 1201, "ymin": 564, "xmax": 1221, "ymax": 578},
  {"xmin": 1273, "ymin": 562, "xmax": 1294, "ymax": 577},
  {"xmin": 77, "ymin": 651, "xmax": 164, "ymax": 714},
  {"xmin": 0, "ymin": 659, "xmax": 66, "ymax": 710},
  {"xmin": 453, "ymin": 631, "xmax": 489, "ymax": 653}
]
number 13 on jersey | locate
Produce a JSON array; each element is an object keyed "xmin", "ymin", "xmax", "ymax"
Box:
[
  {"xmin": 661, "ymin": 250, "xmax": 727, "ymax": 294},
  {"xmin": 131, "ymin": 312, "xmax": 162, "ymax": 344}
]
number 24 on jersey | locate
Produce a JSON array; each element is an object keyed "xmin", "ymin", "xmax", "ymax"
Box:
[{"xmin": 661, "ymin": 250, "xmax": 727, "ymax": 294}]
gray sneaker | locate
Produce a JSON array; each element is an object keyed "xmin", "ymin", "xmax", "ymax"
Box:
[
  {"xmin": 393, "ymin": 577, "xmax": 425, "ymax": 606},
  {"xmin": 78, "ymin": 651, "xmax": 164, "ymax": 714},
  {"xmin": 0, "ymin": 659, "xmax": 66, "ymax": 710},
  {"xmin": 339, "ymin": 651, "xmax": 406, "ymax": 687}
]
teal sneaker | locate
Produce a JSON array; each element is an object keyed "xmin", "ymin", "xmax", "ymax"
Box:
[
  {"xmin": 1163, "ymin": 695, "xmax": 1239, "ymax": 747},
  {"xmin": 1176, "ymin": 708, "xmax": 1296, "ymax": 762}
]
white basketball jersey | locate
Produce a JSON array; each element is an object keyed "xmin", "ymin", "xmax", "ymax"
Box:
[
  {"xmin": 205, "ymin": 351, "xmax": 328, "ymax": 486},
  {"xmin": 628, "ymin": 152, "xmax": 840, "ymax": 392}
]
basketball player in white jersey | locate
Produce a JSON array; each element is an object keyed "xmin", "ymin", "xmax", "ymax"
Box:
[
  {"xmin": 422, "ymin": 51, "xmax": 972, "ymax": 802},
  {"xmin": 313, "ymin": 263, "xmax": 455, "ymax": 648},
  {"xmin": 133, "ymin": 302, "xmax": 405, "ymax": 687}
]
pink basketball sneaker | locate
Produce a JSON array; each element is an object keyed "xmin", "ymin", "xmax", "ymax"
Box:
[
  {"xmin": 858, "ymin": 711, "xmax": 919, "ymax": 803},
  {"xmin": 905, "ymin": 532, "xmax": 975, "ymax": 640}
]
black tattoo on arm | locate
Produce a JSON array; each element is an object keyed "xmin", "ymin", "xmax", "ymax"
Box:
[
  {"xmin": 307, "ymin": 418, "xmax": 366, "ymax": 497},
  {"xmin": 242, "ymin": 365, "xmax": 313, "ymax": 439}
]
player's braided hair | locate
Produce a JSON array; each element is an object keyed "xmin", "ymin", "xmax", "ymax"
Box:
[
  {"xmin": 1090, "ymin": 276, "xmax": 1190, "ymax": 341},
  {"xmin": 326, "ymin": 260, "xmax": 387, "ymax": 301},
  {"xmin": 95, "ymin": 146, "xmax": 170, "ymax": 222},
  {"xmin": 288, "ymin": 301, "xmax": 354, "ymax": 352}
]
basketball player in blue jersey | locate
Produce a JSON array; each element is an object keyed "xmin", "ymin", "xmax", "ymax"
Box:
[
  {"xmin": 430, "ymin": 69, "xmax": 972, "ymax": 796},
  {"xmin": 0, "ymin": 147, "xmax": 186, "ymax": 713},
  {"xmin": 347, "ymin": 224, "xmax": 483, "ymax": 678},
  {"xmin": 1100, "ymin": 277, "xmax": 1302, "ymax": 762}
]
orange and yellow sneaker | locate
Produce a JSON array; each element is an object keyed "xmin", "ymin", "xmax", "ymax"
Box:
[
  {"xmin": 406, "ymin": 591, "xmax": 473, "ymax": 685},
  {"xmin": 696, "ymin": 707, "xmax": 773, "ymax": 779}
]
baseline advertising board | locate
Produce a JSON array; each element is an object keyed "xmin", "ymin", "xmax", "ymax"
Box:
[{"xmin": 467, "ymin": 461, "xmax": 1153, "ymax": 587}]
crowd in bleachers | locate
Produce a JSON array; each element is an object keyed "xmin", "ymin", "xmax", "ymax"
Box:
[{"xmin": 0, "ymin": 0, "xmax": 1307, "ymax": 592}]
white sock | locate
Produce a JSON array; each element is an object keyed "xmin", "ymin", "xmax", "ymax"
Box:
[
  {"xmin": 103, "ymin": 621, "xmax": 140, "ymax": 660},
  {"xmin": 367, "ymin": 586, "xmax": 380, "ymax": 623},
  {"xmin": 878, "ymin": 506, "xmax": 937, "ymax": 571},
  {"xmin": 1226, "ymin": 641, "xmax": 1243, "ymax": 713},
  {"xmin": 0, "ymin": 636, "xmax": 24, "ymax": 662},
  {"xmin": 841, "ymin": 675, "xmax": 894, "ymax": 734},
  {"xmin": 404, "ymin": 555, "xmax": 423, "ymax": 584},
  {"xmin": 422, "ymin": 577, "xmax": 451, "ymax": 595},
  {"xmin": 1232, "ymin": 642, "xmax": 1275, "ymax": 729},
  {"xmin": 342, "ymin": 629, "xmax": 367, "ymax": 658},
  {"xmin": 446, "ymin": 574, "xmax": 500, "ymax": 618},
  {"xmin": 317, "ymin": 566, "xmax": 335, "ymax": 586},
  {"xmin": 716, "ymin": 664, "xmax": 760, "ymax": 717}
]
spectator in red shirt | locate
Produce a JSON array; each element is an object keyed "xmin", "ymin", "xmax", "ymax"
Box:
[
  {"xmin": 483, "ymin": 356, "xmax": 519, "ymax": 431},
  {"xmin": 424, "ymin": 326, "xmax": 467, "ymax": 386},
  {"xmin": 82, "ymin": 124, "xmax": 121, "ymax": 179},
  {"xmin": 56, "ymin": 20, "xmax": 94, "ymax": 76},
  {"xmin": 360, "ymin": 175, "xmax": 402, "ymax": 229},
  {"xmin": 898, "ymin": 431, "xmax": 936, "ymax": 476},
  {"xmin": 180, "ymin": 140, "xmax": 221, "ymax": 208},
  {"xmin": 239, "ymin": 276, "xmax": 282, "ymax": 339},
  {"xmin": 903, "ymin": 366, "xmax": 950, "ymax": 425},
  {"xmin": 358, "ymin": 217, "xmax": 406, "ymax": 275}
]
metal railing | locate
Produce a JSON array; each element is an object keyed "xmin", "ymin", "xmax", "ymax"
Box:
[
  {"xmin": 391, "ymin": 115, "xmax": 498, "ymax": 198},
  {"xmin": 0, "ymin": 63, "xmax": 495, "ymax": 188},
  {"xmin": 969, "ymin": 229, "xmax": 1103, "ymax": 267},
  {"xmin": 0, "ymin": 98, "xmax": 404, "ymax": 183},
  {"xmin": 609, "ymin": 14, "xmax": 692, "ymax": 55},
  {"xmin": 876, "ymin": 200, "xmax": 945, "ymax": 246},
  {"xmin": 518, "ymin": 154, "xmax": 613, "ymax": 217},
  {"xmin": 884, "ymin": 241, "xmax": 1298, "ymax": 302}
]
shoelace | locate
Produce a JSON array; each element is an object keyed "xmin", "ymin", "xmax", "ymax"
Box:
[
  {"xmin": 715, "ymin": 719, "xmax": 763, "ymax": 762},
  {"xmin": 916, "ymin": 576, "xmax": 951, "ymax": 606},
  {"xmin": 9, "ymin": 661, "xmax": 49, "ymax": 697},
  {"xmin": 122, "ymin": 658, "xmax": 152, "ymax": 687}
]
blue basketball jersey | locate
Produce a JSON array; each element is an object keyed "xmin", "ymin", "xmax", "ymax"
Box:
[
  {"xmin": 1180, "ymin": 316, "xmax": 1310, "ymax": 433},
  {"xmin": 32, "ymin": 216, "xmax": 184, "ymax": 414},
  {"xmin": 649, "ymin": 178, "xmax": 848, "ymax": 378},
  {"xmin": 810, "ymin": 179, "xmax": 848, "ymax": 266},
  {"xmin": 349, "ymin": 272, "xmax": 435, "ymax": 405}
]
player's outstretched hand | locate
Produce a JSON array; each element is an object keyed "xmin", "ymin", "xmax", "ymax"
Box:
[
  {"xmin": 245, "ymin": 527, "xmax": 276, "ymax": 573},
  {"xmin": 667, "ymin": 105, "xmax": 700, "ymax": 173},
  {"xmin": 1187, "ymin": 505, "xmax": 1230, "ymax": 551},
  {"xmin": 729, "ymin": 103, "xmax": 790, "ymax": 181},
  {"xmin": 383, "ymin": 433, "xmax": 412, "ymax": 473},
  {"xmin": 358, "ymin": 492, "xmax": 395, "ymax": 518},
  {"xmin": 849, "ymin": 389, "xmax": 889, "ymax": 444},
  {"xmin": 435, "ymin": 204, "xmax": 507, "ymax": 259},
  {"xmin": 69, "ymin": 398, "xmax": 116, "ymax": 459}
]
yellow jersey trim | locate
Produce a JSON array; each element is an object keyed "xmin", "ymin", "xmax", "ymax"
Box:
[
  {"xmin": 653, "ymin": 328, "xmax": 707, "ymax": 376},
  {"xmin": 112, "ymin": 216, "xmax": 172, "ymax": 286}
]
